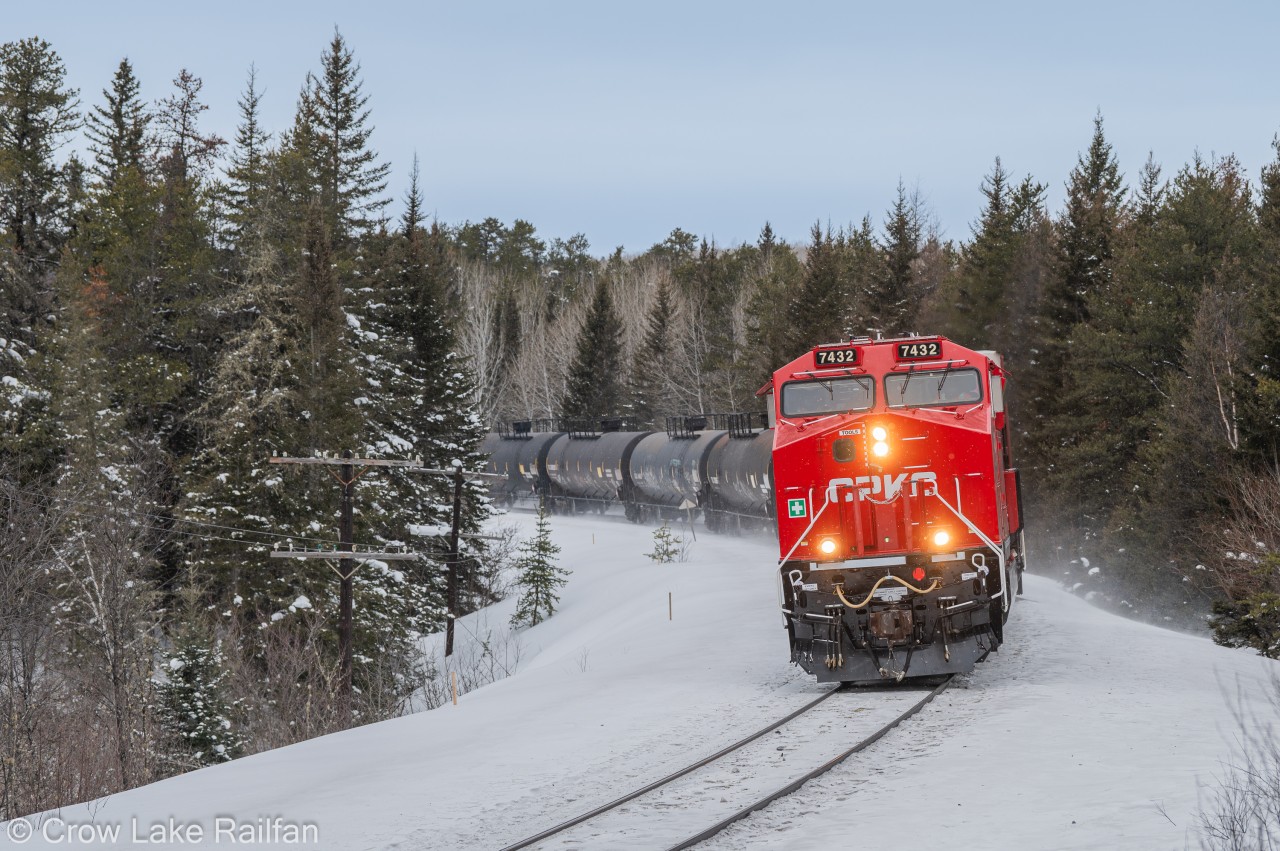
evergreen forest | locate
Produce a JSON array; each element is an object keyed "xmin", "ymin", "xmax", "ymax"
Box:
[{"xmin": 2, "ymin": 31, "xmax": 1280, "ymax": 816}]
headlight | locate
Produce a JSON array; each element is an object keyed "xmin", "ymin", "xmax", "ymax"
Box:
[
  {"xmin": 872, "ymin": 441, "xmax": 890, "ymax": 457},
  {"xmin": 932, "ymin": 530, "xmax": 950, "ymax": 547},
  {"xmin": 871, "ymin": 426, "xmax": 888, "ymax": 441},
  {"xmin": 819, "ymin": 539, "xmax": 838, "ymax": 555}
]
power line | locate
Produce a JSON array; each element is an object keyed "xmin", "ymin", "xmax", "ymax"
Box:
[
  {"xmin": 0, "ymin": 490, "xmax": 297, "ymax": 551},
  {"xmin": 0, "ymin": 482, "xmax": 361, "ymax": 547}
]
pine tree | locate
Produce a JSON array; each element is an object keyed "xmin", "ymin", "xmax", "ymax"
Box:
[
  {"xmin": 1103, "ymin": 155, "xmax": 1258, "ymax": 601},
  {"xmin": 668, "ymin": 237, "xmax": 753, "ymax": 414},
  {"xmin": 150, "ymin": 69, "xmax": 225, "ymax": 392},
  {"xmin": 85, "ymin": 57, "xmax": 148, "ymax": 190},
  {"xmin": 0, "ymin": 38, "xmax": 79, "ymax": 468},
  {"xmin": 0, "ymin": 37, "xmax": 80, "ymax": 262},
  {"xmin": 562, "ymin": 278, "xmax": 624, "ymax": 420},
  {"xmin": 510, "ymin": 502, "xmax": 567, "ymax": 627}
]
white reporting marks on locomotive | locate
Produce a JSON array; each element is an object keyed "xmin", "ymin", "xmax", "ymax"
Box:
[{"xmin": 826, "ymin": 471, "xmax": 937, "ymax": 502}]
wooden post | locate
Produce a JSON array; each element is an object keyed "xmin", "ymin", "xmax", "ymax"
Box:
[
  {"xmin": 668, "ymin": 591, "xmax": 672, "ymax": 621},
  {"xmin": 267, "ymin": 453, "xmax": 420, "ymax": 729},
  {"xmin": 402, "ymin": 465, "xmax": 507, "ymax": 659},
  {"xmin": 451, "ymin": 671, "xmax": 458, "ymax": 706}
]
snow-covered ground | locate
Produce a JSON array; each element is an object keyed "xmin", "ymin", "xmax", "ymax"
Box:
[{"xmin": 4, "ymin": 513, "xmax": 1278, "ymax": 850}]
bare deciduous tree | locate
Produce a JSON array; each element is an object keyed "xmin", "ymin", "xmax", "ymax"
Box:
[
  {"xmin": 55, "ymin": 503, "xmax": 163, "ymax": 790},
  {"xmin": 455, "ymin": 261, "xmax": 506, "ymax": 426}
]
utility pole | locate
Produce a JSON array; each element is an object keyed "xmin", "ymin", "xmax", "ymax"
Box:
[
  {"xmin": 446, "ymin": 466, "xmax": 464, "ymax": 657},
  {"xmin": 410, "ymin": 463, "xmax": 505, "ymax": 657},
  {"xmin": 269, "ymin": 451, "xmax": 419, "ymax": 723}
]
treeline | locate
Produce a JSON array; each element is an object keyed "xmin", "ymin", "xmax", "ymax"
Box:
[
  {"xmin": 0, "ymin": 34, "xmax": 495, "ymax": 816},
  {"xmin": 2, "ymin": 26, "xmax": 1279, "ymax": 819}
]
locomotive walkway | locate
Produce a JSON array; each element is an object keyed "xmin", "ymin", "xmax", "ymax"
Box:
[{"xmin": 499, "ymin": 676, "xmax": 952, "ymax": 850}]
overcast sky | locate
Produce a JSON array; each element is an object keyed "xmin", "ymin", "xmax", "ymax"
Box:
[{"xmin": 9, "ymin": 0, "xmax": 1279, "ymax": 253}]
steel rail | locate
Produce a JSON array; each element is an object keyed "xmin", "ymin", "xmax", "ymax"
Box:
[
  {"xmin": 666, "ymin": 675, "xmax": 953, "ymax": 850},
  {"xmin": 497, "ymin": 685, "xmax": 845, "ymax": 851},
  {"xmin": 499, "ymin": 677, "xmax": 951, "ymax": 851}
]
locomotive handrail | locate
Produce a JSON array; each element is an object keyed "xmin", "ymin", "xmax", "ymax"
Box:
[
  {"xmin": 928, "ymin": 480, "xmax": 1008, "ymax": 612},
  {"xmin": 887, "ymin": 358, "xmax": 969, "ymax": 371},
  {"xmin": 789, "ymin": 367, "xmax": 867, "ymax": 379}
]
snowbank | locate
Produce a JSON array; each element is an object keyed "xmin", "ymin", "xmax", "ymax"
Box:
[{"xmin": 3, "ymin": 514, "xmax": 1276, "ymax": 850}]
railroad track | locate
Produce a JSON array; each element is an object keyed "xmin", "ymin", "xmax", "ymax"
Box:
[{"xmin": 499, "ymin": 676, "xmax": 952, "ymax": 851}]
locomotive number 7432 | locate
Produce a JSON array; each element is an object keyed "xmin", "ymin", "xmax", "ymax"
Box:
[
  {"xmin": 815, "ymin": 347, "xmax": 859, "ymax": 366},
  {"xmin": 895, "ymin": 341, "xmax": 941, "ymax": 360}
]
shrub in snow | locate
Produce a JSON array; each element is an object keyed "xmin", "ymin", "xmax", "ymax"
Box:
[
  {"xmin": 648, "ymin": 524, "xmax": 683, "ymax": 564},
  {"xmin": 510, "ymin": 502, "xmax": 566, "ymax": 628},
  {"xmin": 1197, "ymin": 674, "xmax": 1280, "ymax": 848}
]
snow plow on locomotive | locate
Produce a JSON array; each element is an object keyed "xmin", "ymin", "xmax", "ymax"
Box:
[{"xmin": 770, "ymin": 335, "xmax": 1024, "ymax": 682}]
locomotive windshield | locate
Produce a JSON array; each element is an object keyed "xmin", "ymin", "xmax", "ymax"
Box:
[
  {"xmin": 884, "ymin": 368, "xmax": 982, "ymax": 408},
  {"xmin": 781, "ymin": 377, "xmax": 875, "ymax": 417}
]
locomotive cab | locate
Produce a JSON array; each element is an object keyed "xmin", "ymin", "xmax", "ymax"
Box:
[{"xmin": 771, "ymin": 335, "xmax": 1024, "ymax": 683}]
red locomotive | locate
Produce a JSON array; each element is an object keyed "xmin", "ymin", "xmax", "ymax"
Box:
[{"xmin": 768, "ymin": 335, "xmax": 1024, "ymax": 682}]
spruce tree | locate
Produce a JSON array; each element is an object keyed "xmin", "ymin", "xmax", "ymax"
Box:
[
  {"xmin": 510, "ymin": 503, "xmax": 567, "ymax": 627},
  {"xmin": 85, "ymin": 57, "xmax": 148, "ymax": 190},
  {"xmin": 1240, "ymin": 136, "xmax": 1280, "ymax": 459},
  {"xmin": 1103, "ymin": 155, "xmax": 1258, "ymax": 603},
  {"xmin": 157, "ymin": 638, "xmax": 243, "ymax": 769},
  {"xmin": 1023, "ymin": 116, "xmax": 1125, "ymax": 533},
  {"xmin": 1047, "ymin": 155, "xmax": 1258, "ymax": 606},
  {"xmin": 842, "ymin": 216, "xmax": 884, "ymax": 339},
  {"xmin": 562, "ymin": 278, "xmax": 624, "ymax": 420},
  {"xmin": 629, "ymin": 280, "xmax": 675, "ymax": 427},
  {"xmin": 871, "ymin": 181, "xmax": 922, "ymax": 335},
  {"xmin": 1053, "ymin": 114, "xmax": 1125, "ymax": 329},
  {"xmin": 648, "ymin": 524, "xmax": 683, "ymax": 563},
  {"xmin": 788, "ymin": 223, "xmax": 846, "ymax": 352},
  {"xmin": 744, "ymin": 222, "xmax": 804, "ymax": 383},
  {"xmin": 225, "ymin": 65, "xmax": 271, "ymax": 236},
  {"xmin": 943, "ymin": 158, "xmax": 1017, "ymax": 349},
  {"xmin": 294, "ymin": 30, "xmax": 390, "ymax": 243},
  {"xmin": 356, "ymin": 158, "xmax": 491, "ymax": 624}
]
